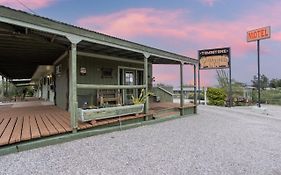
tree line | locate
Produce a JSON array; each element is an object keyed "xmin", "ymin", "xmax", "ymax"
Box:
[{"xmin": 252, "ymin": 74, "xmax": 281, "ymax": 89}]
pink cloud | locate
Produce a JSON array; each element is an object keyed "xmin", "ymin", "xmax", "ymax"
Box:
[
  {"xmin": 186, "ymin": 21, "xmax": 255, "ymax": 57},
  {"xmin": 200, "ymin": 0, "xmax": 218, "ymax": 6},
  {"xmin": 183, "ymin": 66, "xmax": 214, "ymax": 87},
  {"xmin": 153, "ymin": 65, "xmax": 180, "ymax": 86},
  {"xmin": 153, "ymin": 64, "xmax": 213, "ymax": 87},
  {"xmin": 0, "ymin": 0, "xmax": 55, "ymax": 10},
  {"xmin": 76, "ymin": 7, "xmax": 270, "ymax": 58},
  {"xmin": 199, "ymin": 70, "xmax": 216, "ymax": 87},
  {"xmin": 272, "ymin": 32, "xmax": 281, "ymax": 42},
  {"xmin": 78, "ymin": 8, "xmax": 188, "ymax": 39}
]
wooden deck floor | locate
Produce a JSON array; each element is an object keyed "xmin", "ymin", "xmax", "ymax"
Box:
[
  {"xmin": 0, "ymin": 103, "xmax": 72, "ymax": 146},
  {"xmin": 0, "ymin": 100, "xmax": 194, "ymax": 147}
]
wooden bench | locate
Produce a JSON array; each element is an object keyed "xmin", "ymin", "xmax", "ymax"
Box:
[{"xmin": 97, "ymin": 89, "xmax": 122, "ymax": 106}]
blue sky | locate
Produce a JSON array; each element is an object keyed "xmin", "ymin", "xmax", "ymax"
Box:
[{"xmin": 1, "ymin": 0, "xmax": 281, "ymax": 87}]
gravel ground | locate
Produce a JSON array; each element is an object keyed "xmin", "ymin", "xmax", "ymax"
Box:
[{"xmin": 1, "ymin": 105, "xmax": 281, "ymax": 175}]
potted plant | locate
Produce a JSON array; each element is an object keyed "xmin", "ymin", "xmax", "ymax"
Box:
[{"xmin": 131, "ymin": 89, "xmax": 154, "ymax": 104}]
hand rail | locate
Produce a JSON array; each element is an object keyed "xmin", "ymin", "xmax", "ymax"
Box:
[{"xmin": 77, "ymin": 84, "xmax": 146, "ymax": 90}]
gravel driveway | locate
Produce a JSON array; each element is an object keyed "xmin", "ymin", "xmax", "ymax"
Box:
[{"xmin": 0, "ymin": 105, "xmax": 281, "ymax": 175}]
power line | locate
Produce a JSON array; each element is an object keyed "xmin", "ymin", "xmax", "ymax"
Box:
[{"xmin": 15, "ymin": 0, "xmax": 37, "ymax": 14}]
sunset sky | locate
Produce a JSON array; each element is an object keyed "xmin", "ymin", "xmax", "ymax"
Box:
[{"xmin": 1, "ymin": 0, "xmax": 281, "ymax": 87}]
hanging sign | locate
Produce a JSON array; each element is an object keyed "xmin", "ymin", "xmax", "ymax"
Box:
[
  {"xmin": 247, "ymin": 26, "xmax": 271, "ymax": 42},
  {"xmin": 199, "ymin": 47, "xmax": 230, "ymax": 70}
]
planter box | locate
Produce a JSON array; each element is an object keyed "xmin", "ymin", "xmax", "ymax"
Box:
[{"xmin": 78, "ymin": 104, "xmax": 144, "ymax": 122}]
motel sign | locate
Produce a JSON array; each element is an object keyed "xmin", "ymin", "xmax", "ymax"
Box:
[
  {"xmin": 247, "ymin": 26, "xmax": 271, "ymax": 42},
  {"xmin": 246, "ymin": 26, "xmax": 271, "ymax": 108}
]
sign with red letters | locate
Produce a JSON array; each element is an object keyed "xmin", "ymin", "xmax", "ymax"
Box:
[{"xmin": 247, "ymin": 26, "xmax": 271, "ymax": 42}]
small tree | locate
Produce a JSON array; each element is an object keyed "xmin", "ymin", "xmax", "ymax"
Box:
[
  {"xmin": 252, "ymin": 74, "xmax": 269, "ymax": 90},
  {"xmin": 216, "ymin": 70, "xmax": 245, "ymax": 105},
  {"xmin": 216, "ymin": 69, "xmax": 229, "ymax": 92},
  {"xmin": 269, "ymin": 79, "xmax": 278, "ymax": 88},
  {"xmin": 269, "ymin": 78, "xmax": 281, "ymax": 88}
]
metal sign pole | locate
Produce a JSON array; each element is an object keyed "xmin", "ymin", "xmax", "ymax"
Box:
[
  {"xmin": 257, "ymin": 40, "xmax": 261, "ymax": 108},
  {"xmin": 198, "ymin": 64, "xmax": 201, "ymax": 105},
  {"xmin": 229, "ymin": 49, "xmax": 232, "ymax": 107}
]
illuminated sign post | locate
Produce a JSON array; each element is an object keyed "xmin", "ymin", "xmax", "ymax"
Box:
[
  {"xmin": 198, "ymin": 47, "xmax": 232, "ymax": 107},
  {"xmin": 247, "ymin": 26, "xmax": 271, "ymax": 108}
]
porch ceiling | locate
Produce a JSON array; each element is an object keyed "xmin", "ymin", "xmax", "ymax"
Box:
[
  {"xmin": 78, "ymin": 41, "xmax": 184, "ymax": 64},
  {"xmin": 78, "ymin": 41, "xmax": 145, "ymax": 61},
  {"xmin": 0, "ymin": 22, "xmax": 68, "ymax": 79}
]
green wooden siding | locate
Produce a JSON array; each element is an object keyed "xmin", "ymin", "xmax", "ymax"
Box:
[
  {"xmin": 54, "ymin": 54, "xmax": 154, "ymax": 109},
  {"xmin": 76, "ymin": 55, "xmax": 144, "ymax": 107},
  {"xmin": 55, "ymin": 55, "xmax": 69, "ymax": 110}
]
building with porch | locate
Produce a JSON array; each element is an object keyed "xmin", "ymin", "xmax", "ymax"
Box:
[{"xmin": 0, "ymin": 6, "xmax": 198, "ymax": 154}]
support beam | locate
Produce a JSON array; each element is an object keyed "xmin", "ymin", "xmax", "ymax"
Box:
[
  {"xmin": 53, "ymin": 51, "xmax": 68, "ymax": 65},
  {"xmin": 69, "ymin": 43, "xmax": 78, "ymax": 132},
  {"xmin": 193, "ymin": 64, "xmax": 197, "ymax": 113},
  {"xmin": 144, "ymin": 54, "xmax": 150, "ymax": 116},
  {"xmin": 180, "ymin": 62, "xmax": 184, "ymax": 116},
  {"xmin": 77, "ymin": 52, "xmax": 143, "ymax": 65}
]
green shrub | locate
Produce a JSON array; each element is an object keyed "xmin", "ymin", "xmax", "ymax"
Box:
[
  {"xmin": 207, "ymin": 87, "xmax": 226, "ymax": 106},
  {"xmin": 251, "ymin": 89, "xmax": 281, "ymax": 105},
  {"xmin": 188, "ymin": 92, "xmax": 204, "ymax": 100}
]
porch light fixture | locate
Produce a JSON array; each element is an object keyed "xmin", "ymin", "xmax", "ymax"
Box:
[{"xmin": 80, "ymin": 67, "xmax": 87, "ymax": 76}]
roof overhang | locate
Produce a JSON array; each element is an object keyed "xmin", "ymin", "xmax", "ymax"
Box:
[{"xmin": 0, "ymin": 6, "xmax": 198, "ymax": 79}]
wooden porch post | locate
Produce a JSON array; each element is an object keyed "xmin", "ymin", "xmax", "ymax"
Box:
[
  {"xmin": 1, "ymin": 76, "xmax": 4, "ymax": 98},
  {"xmin": 144, "ymin": 53, "xmax": 150, "ymax": 118},
  {"xmin": 5, "ymin": 77, "xmax": 8, "ymax": 97},
  {"xmin": 69, "ymin": 42, "xmax": 78, "ymax": 132},
  {"xmin": 67, "ymin": 35, "xmax": 81, "ymax": 133},
  {"xmin": 7, "ymin": 79, "xmax": 11, "ymax": 94},
  {"xmin": 193, "ymin": 64, "xmax": 197, "ymax": 113},
  {"xmin": 180, "ymin": 62, "xmax": 184, "ymax": 116}
]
